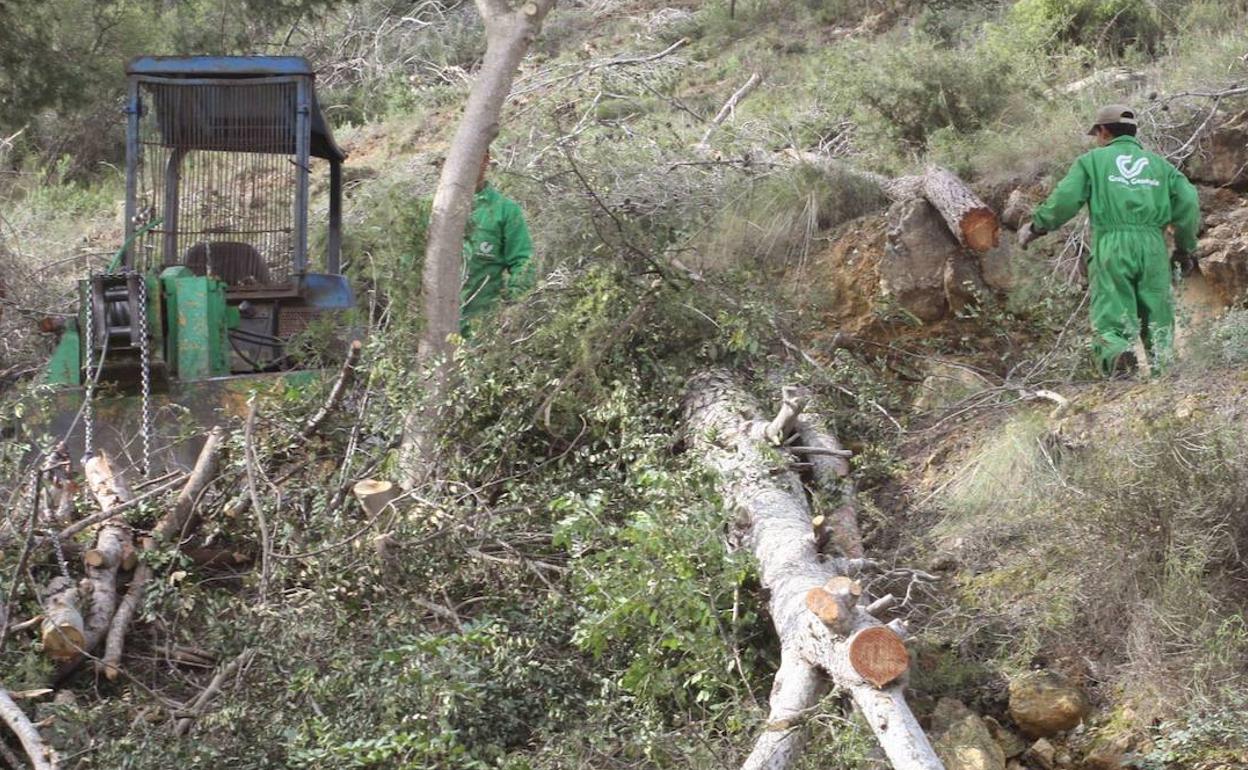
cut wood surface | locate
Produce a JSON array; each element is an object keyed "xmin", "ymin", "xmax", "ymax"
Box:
[
  {"xmin": 922, "ymin": 166, "xmax": 1000, "ymax": 253},
  {"xmin": 352, "ymin": 479, "xmax": 398, "ymax": 518},
  {"xmin": 39, "ymin": 577, "xmax": 84, "ymax": 661},
  {"xmin": 684, "ymin": 371, "xmax": 943, "ymax": 770},
  {"xmin": 849, "ymin": 626, "xmax": 911, "ymax": 688}
]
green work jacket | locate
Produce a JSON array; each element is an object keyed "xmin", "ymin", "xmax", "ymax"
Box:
[
  {"xmin": 1032, "ymin": 135, "xmax": 1200, "ymax": 256},
  {"xmin": 461, "ymin": 184, "xmax": 534, "ymax": 334}
]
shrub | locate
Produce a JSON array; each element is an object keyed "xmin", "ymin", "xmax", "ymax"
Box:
[
  {"xmin": 845, "ymin": 37, "xmax": 1020, "ymax": 152},
  {"xmin": 1007, "ymin": 0, "xmax": 1168, "ymax": 55}
]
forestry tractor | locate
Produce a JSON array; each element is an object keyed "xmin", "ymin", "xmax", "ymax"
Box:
[{"xmin": 36, "ymin": 56, "xmax": 355, "ymax": 472}]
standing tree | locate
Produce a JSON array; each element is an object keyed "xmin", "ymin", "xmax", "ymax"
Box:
[{"xmin": 398, "ymin": 0, "xmax": 557, "ymax": 488}]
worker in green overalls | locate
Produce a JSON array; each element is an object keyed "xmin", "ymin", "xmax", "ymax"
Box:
[
  {"xmin": 460, "ymin": 149, "xmax": 535, "ymax": 336},
  {"xmin": 1018, "ymin": 104, "xmax": 1201, "ymax": 377}
]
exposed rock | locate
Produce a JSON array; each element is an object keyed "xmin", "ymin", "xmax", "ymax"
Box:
[
  {"xmin": 1001, "ymin": 189, "xmax": 1032, "ymax": 230},
  {"xmin": 914, "ymin": 361, "xmax": 991, "ymax": 412},
  {"xmin": 882, "ymin": 198, "xmax": 953, "ymax": 321},
  {"xmin": 1186, "ymin": 109, "xmax": 1248, "ymax": 190},
  {"xmin": 1025, "ymin": 737, "xmax": 1057, "ymax": 770},
  {"xmin": 932, "ymin": 699, "xmax": 1008, "ymax": 770},
  {"xmin": 984, "ymin": 715, "xmax": 1028, "ymax": 759},
  {"xmin": 1196, "ymin": 194, "xmax": 1248, "ymax": 305},
  {"xmin": 1009, "ymin": 671, "xmax": 1090, "ymax": 737},
  {"xmin": 945, "ymin": 251, "xmax": 989, "ymax": 315},
  {"xmin": 882, "ymin": 197, "xmax": 995, "ymax": 321},
  {"xmin": 979, "ymin": 241, "xmax": 1017, "ymax": 293},
  {"xmin": 1081, "ymin": 733, "xmax": 1132, "ymax": 770}
]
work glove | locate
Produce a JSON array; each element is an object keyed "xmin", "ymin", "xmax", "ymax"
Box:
[
  {"xmin": 1017, "ymin": 222, "xmax": 1045, "ymax": 250},
  {"xmin": 1172, "ymin": 249, "xmax": 1199, "ymax": 277}
]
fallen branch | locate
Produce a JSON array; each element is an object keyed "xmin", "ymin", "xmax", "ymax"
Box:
[
  {"xmin": 244, "ymin": 405, "xmax": 272, "ymax": 601},
  {"xmin": 0, "ymin": 684, "xmax": 58, "ymax": 770},
  {"xmin": 173, "ymin": 649, "xmax": 255, "ymax": 737},
  {"xmin": 684, "ymin": 372, "xmax": 943, "ymax": 770},
  {"xmin": 698, "ymin": 72, "xmax": 762, "ymax": 148},
  {"xmin": 300, "ymin": 340, "xmax": 362, "ymax": 439}
]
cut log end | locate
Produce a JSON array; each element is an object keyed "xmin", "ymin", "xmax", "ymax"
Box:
[
  {"xmin": 848, "ymin": 626, "xmax": 910, "ymax": 688},
  {"xmin": 41, "ymin": 623, "xmax": 86, "ymax": 661},
  {"xmin": 961, "ymin": 207, "xmax": 1000, "ymax": 253},
  {"xmin": 805, "ymin": 586, "xmax": 854, "ymax": 634},
  {"xmin": 353, "ymin": 479, "xmax": 399, "ymax": 518}
]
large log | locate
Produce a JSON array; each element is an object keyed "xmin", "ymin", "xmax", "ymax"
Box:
[
  {"xmin": 684, "ymin": 371, "xmax": 943, "ymax": 770},
  {"xmin": 921, "ymin": 167, "xmax": 999, "ymax": 253}
]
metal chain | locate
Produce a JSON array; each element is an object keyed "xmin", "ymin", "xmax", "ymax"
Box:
[
  {"xmin": 49, "ymin": 528, "xmax": 71, "ymax": 581},
  {"xmin": 137, "ymin": 273, "xmax": 153, "ymax": 477},
  {"xmin": 83, "ymin": 281, "xmax": 96, "ymax": 459}
]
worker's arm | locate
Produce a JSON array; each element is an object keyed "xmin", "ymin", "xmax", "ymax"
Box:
[
  {"xmin": 1032, "ymin": 155, "xmax": 1091, "ymax": 234},
  {"xmin": 1168, "ymin": 166, "xmax": 1201, "ymax": 254},
  {"xmin": 501, "ymin": 202, "xmax": 535, "ymax": 299}
]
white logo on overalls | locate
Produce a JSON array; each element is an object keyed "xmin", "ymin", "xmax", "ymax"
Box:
[
  {"xmin": 479, "ymin": 241, "xmax": 494, "ymax": 255},
  {"xmin": 1109, "ymin": 154, "xmax": 1159, "ymax": 187}
]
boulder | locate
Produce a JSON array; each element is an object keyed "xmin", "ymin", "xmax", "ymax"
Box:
[
  {"xmin": 1009, "ymin": 671, "xmax": 1090, "ymax": 738},
  {"xmin": 984, "ymin": 715, "xmax": 1028, "ymax": 759},
  {"xmin": 978, "ymin": 241, "xmax": 1017, "ymax": 294},
  {"xmin": 1186, "ymin": 110, "xmax": 1248, "ymax": 190},
  {"xmin": 1025, "ymin": 737, "xmax": 1057, "ymax": 770},
  {"xmin": 883, "ymin": 198, "xmax": 991, "ymax": 322},
  {"xmin": 1196, "ymin": 195, "xmax": 1248, "ymax": 305},
  {"xmin": 931, "ymin": 699, "xmax": 1008, "ymax": 770},
  {"xmin": 882, "ymin": 198, "xmax": 953, "ymax": 321},
  {"xmin": 1081, "ymin": 733, "xmax": 1132, "ymax": 770}
]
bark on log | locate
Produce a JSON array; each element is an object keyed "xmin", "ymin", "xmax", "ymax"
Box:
[
  {"xmin": 684, "ymin": 371, "xmax": 942, "ymax": 770},
  {"xmin": 0, "ymin": 685, "xmax": 58, "ymax": 770},
  {"xmin": 39, "ymin": 578, "xmax": 84, "ymax": 662},
  {"xmin": 80, "ymin": 453, "xmax": 134, "ymax": 657},
  {"xmin": 921, "ymin": 167, "xmax": 999, "ymax": 253}
]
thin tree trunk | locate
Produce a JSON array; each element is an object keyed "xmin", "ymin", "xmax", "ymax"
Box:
[{"xmin": 398, "ymin": 0, "xmax": 558, "ymax": 489}]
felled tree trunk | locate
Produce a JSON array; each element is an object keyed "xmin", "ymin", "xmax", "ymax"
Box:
[
  {"xmin": 921, "ymin": 167, "xmax": 999, "ymax": 253},
  {"xmin": 0, "ymin": 685, "xmax": 58, "ymax": 770},
  {"xmin": 684, "ymin": 371, "xmax": 943, "ymax": 770}
]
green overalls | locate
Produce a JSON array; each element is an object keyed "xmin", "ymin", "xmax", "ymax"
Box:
[
  {"xmin": 1032, "ymin": 135, "xmax": 1200, "ymax": 374},
  {"xmin": 460, "ymin": 183, "xmax": 535, "ymax": 336}
]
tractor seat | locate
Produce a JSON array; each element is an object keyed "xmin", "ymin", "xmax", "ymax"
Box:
[{"xmin": 183, "ymin": 241, "xmax": 271, "ymax": 287}]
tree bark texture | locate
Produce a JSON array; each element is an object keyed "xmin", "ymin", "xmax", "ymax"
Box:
[
  {"xmin": 81, "ymin": 454, "xmax": 133, "ymax": 654},
  {"xmin": 921, "ymin": 167, "xmax": 999, "ymax": 253},
  {"xmin": 398, "ymin": 0, "xmax": 558, "ymax": 489},
  {"xmin": 683, "ymin": 371, "xmax": 943, "ymax": 770}
]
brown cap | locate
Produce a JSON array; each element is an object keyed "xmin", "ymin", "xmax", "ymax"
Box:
[{"xmin": 1088, "ymin": 104, "xmax": 1138, "ymax": 135}]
